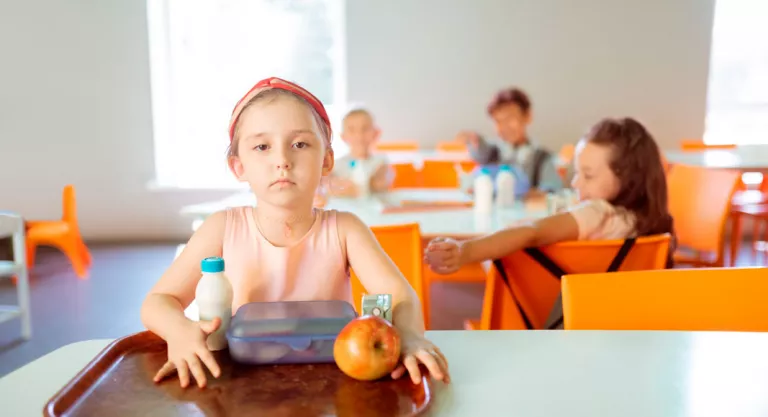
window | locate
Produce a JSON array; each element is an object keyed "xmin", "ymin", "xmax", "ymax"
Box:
[
  {"xmin": 146, "ymin": 0, "xmax": 346, "ymax": 189},
  {"xmin": 704, "ymin": 0, "xmax": 768, "ymax": 145}
]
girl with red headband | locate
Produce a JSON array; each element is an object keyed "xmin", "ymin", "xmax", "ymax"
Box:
[{"xmin": 141, "ymin": 77, "xmax": 449, "ymax": 389}]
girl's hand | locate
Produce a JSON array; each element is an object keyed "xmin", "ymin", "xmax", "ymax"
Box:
[
  {"xmin": 424, "ymin": 237, "xmax": 464, "ymax": 274},
  {"xmin": 153, "ymin": 317, "xmax": 222, "ymax": 388},
  {"xmin": 391, "ymin": 332, "xmax": 450, "ymax": 384}
]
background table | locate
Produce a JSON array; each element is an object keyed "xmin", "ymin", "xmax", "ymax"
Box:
[
  {"xmin": 665, "ymin": 145, "xmax": 768, "ymax": 171},
  {"xmin": 3, "ymin": 330, "xmax": 768, "ymax": 417},
  {"xmin": 181, "ymin": 189, "xmax": 549, "ymax": 239}
]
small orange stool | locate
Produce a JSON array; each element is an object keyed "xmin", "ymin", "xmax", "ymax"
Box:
[{"xmin": 27, "ymin": 185, "xmax": 92, "ymax": 278}]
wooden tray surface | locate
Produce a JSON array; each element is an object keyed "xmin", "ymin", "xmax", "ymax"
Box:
[{"xmin": 45, "ymin": 331, "xmax": 433, "ymax": 417}]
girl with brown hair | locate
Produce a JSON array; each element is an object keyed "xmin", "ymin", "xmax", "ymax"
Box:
[{"xmin": 426, "ymin": 117, "xmax": 675, "ymax": 272}]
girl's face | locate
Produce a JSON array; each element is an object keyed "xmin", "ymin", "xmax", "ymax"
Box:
[
  {"xmin": 230, "ymin": 96, "xmax": 333, "ymax": 208},
  {"xmin": 571, "ymin": 140, "xmax": 621, "ymax": 202}
]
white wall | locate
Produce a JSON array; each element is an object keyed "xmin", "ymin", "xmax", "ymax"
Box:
[
  {"xmin": 0, "ymin": 0, "xmax": 715, "ymax": 241},
  {"xmin": 347, "ymin": 0, "xmax": 716, "ymax": 149}
]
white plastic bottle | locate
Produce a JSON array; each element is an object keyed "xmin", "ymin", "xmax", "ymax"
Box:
[
  {"xmin": 195, "ymin": 256, "xmax": 233, "ymax": 351},
  {"xmin": 473, "ymin": 167, "xmax": 494, "ymax": 213},
  {"xmin": 495, "ymin": 165, "xmax": 516, "ymax": 208},
  {"xmin": 350, "ymin": 159, "xmax": 370, "ymax": 198}
]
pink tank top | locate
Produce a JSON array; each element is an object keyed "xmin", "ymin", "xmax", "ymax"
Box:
[{"xmin": 222, "ymin": 206, "xmax": 351, "ymax": 312}]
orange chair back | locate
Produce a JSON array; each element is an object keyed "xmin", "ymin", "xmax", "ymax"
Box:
[
  {"xmin": 680, "ymin": 139, "xmax": 737, "ymax": 151},
  {"xmin": 458, "ymin": 161, "xmax": 476, "ymax": 172},
  {"xmin": 390, "ymin": 163, "xmax": 421, "ymax": 189},
  {"xmin": 421, "ymin": 161, "xmax": 463, "ymax": 188},
  {"xmin": 62, "ymin": 185, "xmax": 78, "ymax": 226},
  {"xmin": 563, "ymin": 267, "xmax": 768, "ymax": 331},
  {"xmin": 375, "ymin": 141, "xmax": 419, "ymax": 151},
  {"xmin": 478, "ymin": 234, "xmax": 671, "ymax": 330},
  {"xmin": 558, "ymin": 143, "xmax": 575, "ymax": 163},
  {"xmin": 667, "ymin": 164, "xmax": 740, "ymax": 264},
  {"xmin": 436, "ymin": 141, "xmax": 467, "ymax": 152},
  {"xmin": 350, "ymin": 223, "xmax": 428, "ymax": 328}
]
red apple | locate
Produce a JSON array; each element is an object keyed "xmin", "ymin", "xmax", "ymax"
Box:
[{"xmin": 333, "ymin": 315, "xmax": 401, "ymax": 381}]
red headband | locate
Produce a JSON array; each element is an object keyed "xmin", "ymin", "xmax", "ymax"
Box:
[{"xmin": 228, "ymin": 77, "xmax": 332, "ymax": 142}]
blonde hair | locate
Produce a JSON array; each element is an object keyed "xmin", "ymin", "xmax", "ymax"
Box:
[
  {"xmin": 227, "ymin": 89, "xmax": 332, "ymax": 158},
  {"xmin": 342, "ymin": 108, "xmax": 375, "ymax": 126}
]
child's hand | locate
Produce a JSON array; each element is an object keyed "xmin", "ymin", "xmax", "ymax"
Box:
[
  {"xmin": 455, "ymin": 130, "xmax": 479, "ymax": 147},
  {"xmin": 391, "ymin": 332, "xmax": 450, "ymax": 384},
  {"xmin": 153, "ymin": 317, "xmax": 222, "ymax": 388},
  {"xmin": 424, "ymin": 237, "xmax": 464, "ymax": 274}
]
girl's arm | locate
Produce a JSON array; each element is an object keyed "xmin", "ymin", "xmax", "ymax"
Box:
[
  {"xmin": 140, "ymin": 211, "xmax": 226, "ymax": 341},
  {"xmin": 338, "ymin": 212, "xmax": 424, "ymax": 335},
  {"xmin": 460, "ymin": 212, "xmax": 579, "ymax": 265},
  {"xmin": 369, "ymin": 163, "xmax": 393, "ymax": 192},
  {"xmin": 338, "ymin": 211, "xmax": 449, "ymax": 384}
]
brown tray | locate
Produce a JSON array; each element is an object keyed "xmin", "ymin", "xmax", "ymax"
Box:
[{"xmin": 45, "ymin": 331, "xmax": 433, "ymax": 417}]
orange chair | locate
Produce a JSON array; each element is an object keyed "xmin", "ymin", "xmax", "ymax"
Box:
[
  {"xmin": 458, "ymin": 161, "xmax": 476, "ymax": 172},
  {"xmin": 729, "ymin": 177, "xmax": 768, "ymax": 265},
  {"xmin": 375, "ymin": 141, "xmax": 419, "ymax": 151},
  {"xmin": 679, "ymin": 139, "xmax": 737, "ymax": 151},
  {"xmin": 390, "ymin": 163, "xmax": 421, "ymax": 189},
  {"xmin": 418, "ymin": 160, "xmax": 485, "ymax": 283},
  {"xmin": 556, "ymin": 143, "xmax": 575, "ymax": 182},
  {"xmin": 350, "ymin": 223, "xmax": 429, "ymax": 329},
  {"xmin": 465, "ymin": 234, "xmax": 671, "ymax": 331},
  {"xmin": 421, "ymin": 161, "xmax": 465, "ymax": 188},
  {"xmin": 562, "ymin": 267, "xmax": 768, "ymax": 331},
  {"xmin": 675, "ymin": 142, "xmax": 768, "ymax": 264},
  {"xmin": 436, "ymin": 141, "xmax": 467, "ymax": 152},
  {"xmin": 26, "ymin": 185, "xmax": 92, "ymax": 278},
  {"xmin": 667, "ymin": 164, "xmax": 741, "ymax": 267}
]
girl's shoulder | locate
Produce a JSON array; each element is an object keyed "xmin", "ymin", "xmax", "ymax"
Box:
[
  {"xmin": 567, "ymin": 199, "xmax": 636, "ymax": 240},
  {"xmin": 328, "ymin": 210, "xmax": 370, "ymax": 241},
  {"xmin": 569, "ymin": 198, "xmax": 614, "ymax": 215}
]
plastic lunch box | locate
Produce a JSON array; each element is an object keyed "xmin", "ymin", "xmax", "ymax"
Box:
[{"xmin": 226, "ymin": 300, "xmax": 358, "ymax": 365}]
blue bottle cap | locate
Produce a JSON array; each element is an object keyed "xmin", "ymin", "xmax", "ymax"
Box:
[
  {"xmin": 349, "ymin": 160, "xmax": 357, "ymax": 168},
  {"xmin": 499, "ymin": 165, "xmax": 512, "ymax": 172},
  {"xmin": 479, "ymin": 167, "xmax": 492, "ymax": 175},
  {"xmin": 201, "ymin": 257, "xmax": 225, "ymax": 273}
]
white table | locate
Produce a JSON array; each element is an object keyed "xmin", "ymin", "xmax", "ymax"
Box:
[
  {"xmin": 181, "ymin": 189, "xmax": 549, "ymax": 238},
  {"xmin": 665, "ymin": 145, "xmax": 768, "ymax": 171},
  {"xmin": 3, "ymin": 330, "xmax": 768, "ymax": 416}
]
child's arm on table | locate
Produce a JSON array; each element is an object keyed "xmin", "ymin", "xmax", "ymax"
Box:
[
  {"xmin": 327, "ymin": 176, "xmax": 359, "ymax": 197},
  {"xmin": 140, "ymin": 211, "xmax": 226, "ymax": 388},
  {"xmin": 338, "ymin": 212, "xmax": 450, "ymax": 384},
  {"xmin": 426, "ymin": 212, "xmax": 579, "ymax": 274}
]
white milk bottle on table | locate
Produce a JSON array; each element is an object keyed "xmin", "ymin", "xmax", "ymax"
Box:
[
  {"xmin": 473, "ymin": 167, "xmax": 493, "ymax": 213},
  {"xmin": 495, "ymin": 165, "xmax": 516, "ymax": 208},
  {"xmin": 195, "ymin": 256, "xmax": 233, "ymax": 351},
  {"xmin": 350, "ymin": 159, "xmax": 370, "ymax": 198}
]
